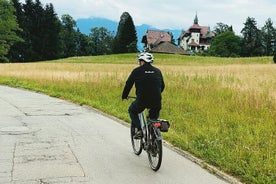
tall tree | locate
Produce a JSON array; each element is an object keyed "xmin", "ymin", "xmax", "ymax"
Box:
[
  {"xmin": 20, "ymin": 0, "xmax": 36, "ymax": 61},
  {"xmin": 31, "ymin": 0, "xmax": 45, "ymax": 60},
  {"xmin": 42, "ymin": 3, "xmax": 61, "ymax": 60},
  {"xmin": 113, "ymin": 12, "xmax": 137, "ymax": 53},
  {"xmin": 8, "ymin": 0, "xmax": 25, "ymax": 62},
  {"xmin": 0, "ymin": 0, "xmax": 23, "ymax": 62},
  {"xmin": 213, "ymin": 22, "xmax": 233, "ymax": 35},
  {"xmin": 60, "ymin": 14, "xmax": 77, "ymax": 58},
  {"xmin": 261, "ymin": 18, "xmax": 276, "ymax": 56},
  {"xmin": 21, "ymin": 0, "xmax": 46, "ymax": 61},
  {"xmin": 88, "ymin": 27, "xmax": 114, "ymax": 55},
  {"xmin": 241, "ymin": 17, "xmax": 262, "ymax": 57},
  {"xmin": 75, "ymin": 28, "xmax": 89, "ymax": 56}
]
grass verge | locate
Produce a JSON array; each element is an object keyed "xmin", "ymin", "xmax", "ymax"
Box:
[{"xmin": 0, "ymin": 54, "xmax": 275, "ymax": 183}]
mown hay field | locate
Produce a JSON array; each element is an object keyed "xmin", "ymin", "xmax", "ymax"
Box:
[{"xmin": 0, "ymin": 54, "xmax": 275, "ymax": 183}]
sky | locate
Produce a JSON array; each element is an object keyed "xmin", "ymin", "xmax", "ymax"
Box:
[{"xmin": 19, "ymin": 0, "xmax": 276, "ymax": 34}]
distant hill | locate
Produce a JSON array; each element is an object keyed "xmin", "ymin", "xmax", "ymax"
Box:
[{"xmin": 76, "ymin": 17, "xmax": 182, "ymax": 51}]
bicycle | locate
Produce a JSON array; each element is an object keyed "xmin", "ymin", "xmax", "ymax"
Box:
[{"xmin": 127, "ymin": 96, "xmax": 170, "ymax": 171}]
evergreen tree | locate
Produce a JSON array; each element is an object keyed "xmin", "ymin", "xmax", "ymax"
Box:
[
  {"xmin": 0, "ymin": 0, "xmax": 23, "ymax": 62},
  {"xmin": 43, "ymin": 3, "xmax": 61, "ymax": 60},
  {"xmin": 60, "ymin": 14, "xmax": 77, "ymax": 58},
  {"xmin": 32, "ymin": 0, "xmax": 45, "ymax": 60},
  {"xmin": 113, "ymin": 12, "xmax": 137, "ymax": 53},
  {"xmin": 75, "ymin": 28, "xmax": 89, "ymax": 56},
  {"xmin": 11, "ymin": 0, "xmax": 61, "ymax": 61},
  {"xmin": 261, "ymin": 18, "xmax": 276, "ymax": 56},
  {"xmin": 20, "ymin": 0, "xmax": 35, "ymax": 61},
  {"xmin": 8, "ymin": 0, "xmax": 25, "ymax": 62},
  {"xmin": 241, "ymin": 17, "xmax": 262, "ymax": 57}
]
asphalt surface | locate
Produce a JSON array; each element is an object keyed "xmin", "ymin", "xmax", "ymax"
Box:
[{"xmin": 0, "ymin": 85, "xmax": 232, "ymax": 184}]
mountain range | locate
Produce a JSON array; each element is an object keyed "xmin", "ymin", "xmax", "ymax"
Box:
[{"xmin": 76, "ymin": 17, "xmax": 182, "ymax": 51}]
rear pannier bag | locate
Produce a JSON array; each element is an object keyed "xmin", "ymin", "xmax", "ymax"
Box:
[{"xmin": 159, "ymin": 119, "xmax": 170, "ymax": 132}]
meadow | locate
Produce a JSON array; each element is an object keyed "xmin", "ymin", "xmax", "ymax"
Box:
[{"xmin": 0, "ymin": 54, "xmax": 275, "ymax": 183}]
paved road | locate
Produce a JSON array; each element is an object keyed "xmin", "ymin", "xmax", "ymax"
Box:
[{"xmin": 0, "ymin": 85, "xmax": 230, "ymax": 184}]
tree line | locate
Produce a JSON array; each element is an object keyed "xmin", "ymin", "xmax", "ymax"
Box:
[
  {"xmin": 207, "ymin": 18, "xmax": 276, "ymax": 60},
  {"xmin": 1, "ymin": 0, "xmax": 137, "ymax": 62},
  {"xmin": 1, "ymin": 0, "xmax": 276, "ymax": 63}
]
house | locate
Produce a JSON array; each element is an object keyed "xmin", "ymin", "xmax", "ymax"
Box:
[
  {"xmin": 142, "ymin": 30, "xmax": 188, "ymax": 55},
  {"xmin": 178, "ymin": 14, "xmax": 215, "ymax": 52},
  {"xmin": 142, "ymin": 30, "xmax": 171, "ymax": 50}
]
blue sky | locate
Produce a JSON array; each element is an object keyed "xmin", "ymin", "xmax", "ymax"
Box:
[{"xmin": 19, "ymin": 0, "xmax": 276, "ymax": 34}]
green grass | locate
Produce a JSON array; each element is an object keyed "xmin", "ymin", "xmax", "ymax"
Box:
[
  {"xmin": 0, "ymin": 54, "xmax": 275, "ymax": 183},
  {"xmin": 48, "ymin": 53, "xmax": 273, "ymax": 65}
]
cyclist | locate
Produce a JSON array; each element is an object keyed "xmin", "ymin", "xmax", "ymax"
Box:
[{"xmin": 122, "ymin": 52, "xmax": 165, "ymax": 138}]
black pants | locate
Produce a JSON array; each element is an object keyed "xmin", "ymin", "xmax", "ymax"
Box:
[{"xmin": 128, "ymin": 100, "xmax": 161, "ymax": 130}]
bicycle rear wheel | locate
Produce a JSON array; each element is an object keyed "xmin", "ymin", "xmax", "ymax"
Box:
[
  {"xmin": 147, "ymin": 128, "xmax": 162, "ymax": 171},
  {"xmin": 130, "ymin": 127, "xmax": 142, "ymax": 155}
]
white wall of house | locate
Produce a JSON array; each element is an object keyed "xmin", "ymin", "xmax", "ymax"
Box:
[
  {"xmin": 179, "ymin": 32, "xmax": 201, "ymax": 51},
  {"xmin": 191, "ymin": 32, "xmax": 200, "ymax": 44},
  {"xmin": 179, "ymin": 32, "xmax": 211, "ymax": 52},
  {"xmin": 179, "ymin": 37, "xmax": 187, "ymax": 50}
]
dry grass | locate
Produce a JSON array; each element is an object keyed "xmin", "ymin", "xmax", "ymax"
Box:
[
  {"xmin": 3, "ymin": 63, "xmax": 276, "ymax": 92},
  {"xmin": 160, "ymin": 64, "xmax": 276, "ymax": 99},
  {"xmin": 0, "ymin": 63, "xmax": 132, "ymax": 83}
]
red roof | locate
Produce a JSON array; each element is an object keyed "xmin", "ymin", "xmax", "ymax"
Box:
[
  {"xmin": 190, "ymin": 24, "xmax": 201, "ymax": 29},
  {"xmin": 142, "ymin": 30, "xmax": 171, "ymax": 46},
  {"xmin": 187, "ymin": 24, "xmax": 215, "ymax": 38},
  {"xmin": 200, "ymin": 26, "xmax": 215, "ymax": 38}
]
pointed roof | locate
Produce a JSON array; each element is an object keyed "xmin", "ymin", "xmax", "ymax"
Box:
[
  {"xmin": 194, "ymin": 13, "xmax": 198, "ymax": 24},
  {"xmin": 190, "ymin": 13, "xmax": 201, "ymax": 30}
]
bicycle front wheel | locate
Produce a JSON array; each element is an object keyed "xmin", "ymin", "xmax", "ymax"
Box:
[
  {"xmin": 130, "ymin": 127, "xmax": 142, "ymax": 155},
  {"xmin": 147, "ymin": 128, "xmax": 162, "ymax": 171}
]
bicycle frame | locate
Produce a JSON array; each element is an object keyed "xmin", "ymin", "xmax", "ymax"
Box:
[
  {"xmin": 138, "ymin": 111, "xmax": 148, "ymax": 148},
  {"xmin": 138, "ymin": 110, "xmax": 162, "ymax": 150}
]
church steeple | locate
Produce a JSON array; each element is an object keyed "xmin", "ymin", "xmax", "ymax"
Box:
[{"xmin": 194, "ymin": 12, "xmax": 198, "ymax": 24}]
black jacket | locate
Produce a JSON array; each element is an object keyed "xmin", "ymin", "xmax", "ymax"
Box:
[{"xmin": 122, "ymin": 63, "xmax": 165, "ymax": 106}]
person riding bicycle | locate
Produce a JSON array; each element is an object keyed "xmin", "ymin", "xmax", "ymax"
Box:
[{"xmin": 122, "ymin": 52, "xmax": 165, "ymax": 137}]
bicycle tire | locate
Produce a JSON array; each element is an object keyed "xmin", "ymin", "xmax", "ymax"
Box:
[
  {"xmin": 147, "ymin": 127, "xmax": 162, "ymax": 171},
  {"xmin": 130, "ymin": 127, "xmax": 142, "ymax": 155}
]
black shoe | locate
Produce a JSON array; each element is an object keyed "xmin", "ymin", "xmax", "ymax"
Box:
[{"xmin": 133, "ymin": 130, "xmax": 142, "ymax": 139}]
